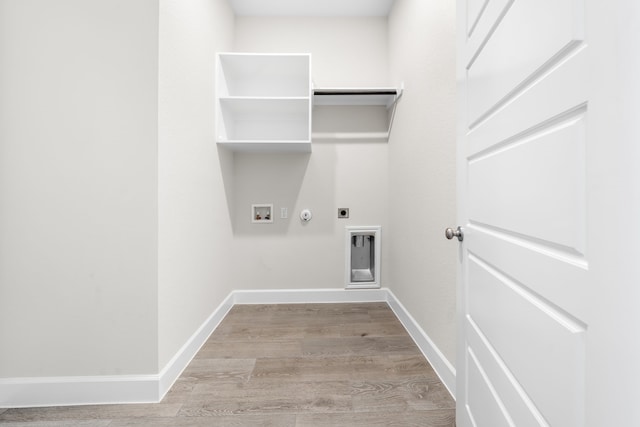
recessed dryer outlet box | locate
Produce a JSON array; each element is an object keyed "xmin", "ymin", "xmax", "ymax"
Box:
[{"xmin": 338, "ymin": 208, "xmax": 349, "ymax": 218}]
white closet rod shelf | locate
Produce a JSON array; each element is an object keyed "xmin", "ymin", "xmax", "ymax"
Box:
[
  {"xmin": 312, "ymin": 86, "xmax": 403, "ymax": 107},
  {"xmin": 311, "ymin": 85, "xmax": 404, "ymax": 141},
  {"xmin": 313, "ymin": 88, "xmax": 399, "ymax": 96}
]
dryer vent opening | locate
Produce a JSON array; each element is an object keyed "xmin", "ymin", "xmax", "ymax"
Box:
[{"xmin": 345, "ymin": 226, "xmax": 381, "ymax": 289}]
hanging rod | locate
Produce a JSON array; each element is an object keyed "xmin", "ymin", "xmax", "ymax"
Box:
[
  {"xmin": 311, "ymin": 84, "xmax": 404, "ymax": 141},
  {"xmin": 312, "ymin": 86, "xmax": 403, "ymax": 108},
  {"xmin": 313, "ymin": 88, "xmax": 398, "ymax": 96}
]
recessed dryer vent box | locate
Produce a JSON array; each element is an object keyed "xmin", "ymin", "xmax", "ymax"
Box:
[{"xmin": 345, "ymin": 226, "xmax": 381, "ymax": 289}]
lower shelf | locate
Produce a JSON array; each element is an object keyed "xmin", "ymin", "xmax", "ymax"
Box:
[
  {"xmin": 311, "ymin": 131, "xmax": 389, "ymax": 141},
  {"xmin": 217, "ymin": 140, "xmax": 311, "ymax": 153}
]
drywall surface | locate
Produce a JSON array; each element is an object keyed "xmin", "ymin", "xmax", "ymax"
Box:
[
  {"xmin": 0, "ymin": 0, "xmax": 159, "ymax": 376},
  {"xmin": 235, "ymin": 17, "xmax": 389, "ymax": 87},
  {"xmin": 231, "ymin": 17, "xmax": 390, "ymax": 290},
  {"xmin": 158, "ymin": 0, "xmax": 235, "ymax": 369},
  {"xmin": 388, "ymin": 0, "xmax": 457, "ymax": 366}
]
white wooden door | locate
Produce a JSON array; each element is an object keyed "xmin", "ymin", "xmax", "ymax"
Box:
[{"xmin": 456, "ymin": 1, "xmax": 640, "ymax": 426}]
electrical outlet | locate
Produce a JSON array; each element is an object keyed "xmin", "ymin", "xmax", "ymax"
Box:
[{"xmin": 280, "ymin": 207, "xmax": 288, "ymax": 219}]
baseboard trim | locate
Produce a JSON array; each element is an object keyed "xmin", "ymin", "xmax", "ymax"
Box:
[
  {"xmin": 157, "ymin": 291, "xmax": 235, "ymax": 400},
  {"xmin": 232, "ymin": 288, "xmax": 388, "ymax": 304},
  {"xmin": 0, "ymin": 374, "xmax": 159, "ymax": 408},
  {"xmin": 0, "ymin": 288, "xmax": 456, "ymax": 408},
  {"xmin": 0, "ymin": 292, "xmax": 236, "ymax": 409},
  {"xmin": 384, "ymin": 289, "xmax": 457, "ymax": 398}
]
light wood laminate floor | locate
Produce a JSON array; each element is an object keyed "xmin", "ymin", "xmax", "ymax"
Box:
[{"xmin": 0, "ymin": 303, "xmax": 456, "ymax": 426}]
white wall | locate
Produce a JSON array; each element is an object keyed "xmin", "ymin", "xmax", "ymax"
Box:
[
  {"xmin": 388, "ymin": 0, "xmax": 458, "ymax": 365},
  {"xmin": 231, "ymin": 18, "xmax": 390, "ymax": 290},
  {"xmin": 0, "ymin": 0, "xmax": 159, "ymax": 377},
  {"xmin": 157, "ymin": 0, "xmax": 235, "ymax": 369}
]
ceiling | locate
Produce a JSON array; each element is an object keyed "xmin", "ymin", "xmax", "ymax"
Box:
[{"xmin": 228, "ymin": 0, "xmax": 396, "ymax": 17}]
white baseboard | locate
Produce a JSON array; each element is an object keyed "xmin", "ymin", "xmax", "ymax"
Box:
[
  {"xmin": 384, "ymin": 289, "xmax": 457, "ymax": 398},
  {"xmin": 0, "ymin": 288, "xmax": 455, "ymax": 408},
  {"xmin": 0, "ymin": 374, "xmax": 160, "ymax": 408},
  {"xmin": 157, "ymin": 291, "xmax": 235, "ymax": 400},
  {"xmin": 232, "ymin": 288, "xmax": 388, "ymax": 304},
  {"xmin": 0, "ymin": 292, "xmax": 236, "ymax": 409}
]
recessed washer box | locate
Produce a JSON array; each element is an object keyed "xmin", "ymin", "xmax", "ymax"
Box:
[{"xmin": 252, "ymin": 204, "xmax": 273, "ymax": 223}]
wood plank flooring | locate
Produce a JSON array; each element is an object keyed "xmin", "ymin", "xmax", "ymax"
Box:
[{"xmin": 0, "ymin": 302, "xmax": 456, "ymax": 426}]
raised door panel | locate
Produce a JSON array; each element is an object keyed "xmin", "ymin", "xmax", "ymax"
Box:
[
  {"xmin": 467, "ymin": 0, "xmax": 584, "ymax": 126},
  {"xmin": 467, "ymin": 255, "xmax": 585, "ymax": 427},
  {"xmin": 466, "ymin": 348, "xmax": 513, "ymax": 427},
  {"xmin": 466, "ymin": 0, "xmax": 489, "ymax": 37},
  {"xmin": 468, "ymin": 111, "xmax": 587, "ymax": 254}
]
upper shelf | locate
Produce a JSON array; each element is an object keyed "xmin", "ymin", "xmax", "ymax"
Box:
[
  {"xmin": 216, "ymin": 53, "xmax": 312, "ymax": 152},
  {"xmin": 216, "ymin": 52, "xmax": 404, "ymax": 149},
  {"xmin": 218, "ymin": 53, "xmax": 311, "ymax": 98}
]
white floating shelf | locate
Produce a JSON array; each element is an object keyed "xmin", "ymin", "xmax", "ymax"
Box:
[{"xmin": 216, "ymin": 53, "xmax": 312, "ymax": 152}]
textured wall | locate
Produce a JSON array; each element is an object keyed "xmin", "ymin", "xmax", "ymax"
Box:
[
  {"xmin": 230, "ymin": 17, "xmax": 390, "ymax": 290},
  {"xmin": 157, "ymin": 0, "xmax": 235, "ymax": 369},
  {"xmin": 387, "ymin": 0, "xmax": 458, "ymax": 366},
  {"xmin": 0, "ymin": 0, "xmax": 159, "ymax": 377}
]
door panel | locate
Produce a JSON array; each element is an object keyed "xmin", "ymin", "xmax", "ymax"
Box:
[
  {"xmin": 466, "ymin": 0, "xmax": 513, "ymax": 68},
  {"xmin": 466, "ymin": 48, "xmax": 587, "ymax": 161},
  {"xmin": 470, "ymin": 230, "xmax": 589, "ymax": 322},
  {"xmin": 467, "ymin": 0, "xmax": 584, "ymax": 126},
  {"xmin": 466, "ymin": 0, "xmax": 491, "ymax": 38},
  {"xmin": 468, "ymin": 111, "xmax": 586, "ymax": 253},
  {"xmin": 466, "ymin": 319, "xmax": 544, "ymax": 427},
  {"xmin": 457, "ymin": 0, "xmax": 589, "ymax": 426},
  {"xmin": 468, "ymin": 255, "xmax": 585, "ymax": 427},
  {"xmin": 466, "ymin": 348, "xmax": 513, "ymax": 427}
]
